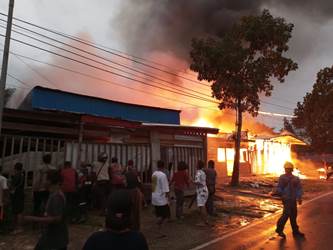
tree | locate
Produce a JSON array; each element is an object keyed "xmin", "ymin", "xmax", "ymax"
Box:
[
  {"xmin": 190, "ymin": 10, "xmax": 297, "ymax": 186},
  {"xmin": 292, "ymin": 66, "xmax": 333, "ymax": 153}
]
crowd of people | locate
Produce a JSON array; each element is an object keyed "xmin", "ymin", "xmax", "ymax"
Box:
[{"xmin": 0, "ymin": 152, "xmax": 218, "ymax": 250}]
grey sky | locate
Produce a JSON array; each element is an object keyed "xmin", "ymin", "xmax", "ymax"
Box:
[{"xmin": 0, "ymin": 0, "xmax": 333, "ymax": 130}]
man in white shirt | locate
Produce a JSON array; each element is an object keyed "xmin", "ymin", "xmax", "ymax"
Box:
[
  {"xmin": 33, "ymin": 154, "xmax": 57, "ymax": 216},
  {"xmin": 93, "ymin": 152, "xmax": 110, "ymax": 214},
  {"xmin": 151, "ymin": 160, "xmax": 170, "ymax": 235},
  {"xmin": 0, "ymin": 166, "xmax": 8, "ymax": 222},
  {"xmin": 194, "ymin": 160, "xmax": 209, "ymax": 226}
]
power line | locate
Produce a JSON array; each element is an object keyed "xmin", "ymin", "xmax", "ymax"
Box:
[
  {"xmin": 3, "ymin": 37, "xmax": 295, "ymax": 119},
  {"xmin": 5, "ymin": 49, "xmax": 222, "ymax": 112},
  {"xmin": 1, "ymin": 34, "xmax": 219, "ymax": 104},
  {"xmin": 0, "ymin": 21, "xmax": 211, "ymax": 97},
  {"xmin": 0, "ymin": 24, "xmax": 296, "ymax": 118},
  {"xmin": 7, "ymin": 27, "xmax": 293, "ymax": 112},
  {"xmin": 0, "ymin": 27, "xmax": 216, "ymax": 104},
  {"xmin": 0, "ymin": 17, "xmax": 297, "ymax": 112},
  {"xmin": 260, "ymin": 101, "xmax": 294, "ymax": 111},
  {"xmin": 2, "ymin": 48, "xmax": 226, "ymax": 114},
  {"xmin": 7, "ymin": 73, "xmax": 31, "ymax": 89},
  {"xmin": 0, "ymin": 40, "xmax": 56, "ymax": 87},
  {"xmin": 0, "ymin": 12, "xmax": 210, "ymax": 87},
  {"xmin": 5, "ymin": 49, "xmax": 294, "ymax": 122},
  {"xmin": 263, "ymin": 95, "xmax": 297, "ymax": 106},
  {"xmin": 13, "ymin": 53, "xmax": 56, "ymax": 87},
  {"xmin": 3, "ymin": 23, "xmax": 297, "ymax": 111}
]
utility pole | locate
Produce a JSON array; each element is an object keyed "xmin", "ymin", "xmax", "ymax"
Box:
[{"xmin": 0, "ymin": 0, "xmax": 15, "ymax": 134}]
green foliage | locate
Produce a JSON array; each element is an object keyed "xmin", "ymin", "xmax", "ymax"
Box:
[
  {"xmin": 190, "ymin": 9, "xmax": 297, "ymax": 186},
  {"xmin": 293, "ymin": 66, "xmax": 333, "ymax": 152},
  {"xmin": 190, "ymin": 9, "xmax": 297, "ymax": 115}
]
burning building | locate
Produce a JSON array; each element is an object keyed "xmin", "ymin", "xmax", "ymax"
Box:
[
  {"xmin": 207, "ymin": 130, "xmax": 307, "ymax": 179},
  {"xmin": 1, "ymin": 86, "xmax": 218, "ymax": 188},
  {"xmin": 184, "ymin": 108, "xmax": 307, "ymax": 179}
]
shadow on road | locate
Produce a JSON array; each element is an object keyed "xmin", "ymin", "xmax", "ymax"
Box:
[
  {"xmin": 293, "ymin": 237, "xmax": 306, "ymax": 250},
  {"xmin": 277, "ymin": 236, "xmax": 306, "ymax": 250}
]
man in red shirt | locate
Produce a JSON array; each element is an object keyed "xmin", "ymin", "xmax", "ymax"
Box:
[
  {"xmin": 170, "ymin": 161, "xmax": 190, "ymax": 219},
  {"xmin": 60, "ymin": 161, "xmax": 78, "ymax": 222}
]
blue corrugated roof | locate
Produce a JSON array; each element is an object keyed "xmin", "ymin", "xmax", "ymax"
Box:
[{"xmin": 23, "ymin": 86, "xmax": 181, "ymax": 124}]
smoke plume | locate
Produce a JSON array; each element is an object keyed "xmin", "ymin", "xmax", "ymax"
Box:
[
  {"xmin": 113, "ymin": 0, "xmax": 333, "ymax": 62},
  {"xmin": 113, "ymin": 0, "xmax": 264, "ymax": 61}
]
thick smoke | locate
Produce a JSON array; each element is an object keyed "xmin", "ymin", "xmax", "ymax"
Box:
[
  {"xmin": 272, "ymin": 0, "xmax": 333, "ymax": 21},
  {"xmin": 113, "ymin": 0, "xmax": 333, "ymax": 62},
  {"xmin": 113, "ymin": 0, "xmax": 264, "ymax": 61}
]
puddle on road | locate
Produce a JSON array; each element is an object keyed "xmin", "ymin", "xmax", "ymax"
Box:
[
  {"xmin": 214, "ymin": 191, "xmax": 282, "ymax": 229},
  {"xmin": 239, "ymin": 218, "xmax": 250, "ymax": 226}
]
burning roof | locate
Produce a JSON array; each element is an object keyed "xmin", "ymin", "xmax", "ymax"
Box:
[{"xmin": 254, "ymin": 130, "xmax": 307, "ymax": 146}]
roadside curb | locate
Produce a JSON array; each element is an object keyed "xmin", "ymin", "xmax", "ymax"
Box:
[{"xmin": 189, "ymin": 191, "xmax": 333, "ymax": 250}]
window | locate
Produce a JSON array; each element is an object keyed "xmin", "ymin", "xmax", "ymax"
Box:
[{"xmin": 217, "ymin": 148, "xmax": 225, "ymax": 162}]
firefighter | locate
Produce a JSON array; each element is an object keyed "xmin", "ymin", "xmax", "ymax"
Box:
[{"xmin": 275, "ymin": 161, "xmax": 305, "ymax": 238}]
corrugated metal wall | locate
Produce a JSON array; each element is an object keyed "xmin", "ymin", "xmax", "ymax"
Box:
[
  {"xmin": 65, "ymin": 142, "xmax": 151, "ymax": 182},
  {"xmin": 0, "ymin": 135, "xmax": 152, "ymax": 186},
  {"xmin": 1, "ymin": 134, "xmax": 205, "ymax": 186},
  {"xmin": 161, "ymin": 146, "xmax": 204, "ymax": 179},
  {"xmin": 0, "ymin": 135, "xmax": 66, "ymax": 187}
]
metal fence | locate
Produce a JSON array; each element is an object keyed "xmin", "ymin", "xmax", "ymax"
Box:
[
  {"xmin": 1, "ymin": 134, "xmax": 203, "ymax": 185},
  {"xmin": 161, "ymin": 146, "xmax": 204, "ymax": 178},
  {"xmin": 65, "ymin": 142, "xmax": 151, "ymax": 182},
  {"xmin": 0, "ymin": 134, "xmax": 152, "ymax": 186},
  {"xmin": 0, "ymin": 135, "xmax": 66, "ymax": 187}
]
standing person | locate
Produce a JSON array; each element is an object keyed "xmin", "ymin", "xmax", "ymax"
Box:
[
  {"xmin": 110, "ymin": 157, "xmax": 126, "ymax": 190},
  {"xmin": 77, "ymin": 164, "xmax": 94, "ymax": 223},
  {"xmin": 83, "ymin": 189, "xmax": 148, "ymax": 250},
  {"xmin": 10, "ymin": 162, "xmax": 25, "ymax": 232},
  {"xmin": 125, "ymin": 160, "xmax": 141, "ymax": 188},
  {"xmin": 33, "ymin": 154, "xmax": 56, "ymax": 216},
  {"xmin": 92, "ymin": 152, "xmax": 110, "ymax": 214},
  {"xmin": 205, "ymin": 160, "xmax": 217, "ymax": 216},
  {"xmin": 60, "ymin": 161, "xmax": 78, "ymax": 223},
  {"xmin": 23, "ymin": 170, "xmax": 69, "ymax": 250},
  {"xmin": 125, "ymin": 160, "xmax": 142, "ymax": 231},
  {"xmin": 0, "ymin": 166, "xmax": 9, "ymax": 224},
  {"xmin": 194, "ymin": 160, "xmax": 209, "ymax": 226},
  {"xmin": 275, "ymin": 161, "xmax": 305, "ymax": 238},
  {"xmin": 151, "ymin": 160, "xmax": 170, "ymax": 237},
  {"xmin": 170, "ymin": 161, "xmax": 189, "ymax": 219}
]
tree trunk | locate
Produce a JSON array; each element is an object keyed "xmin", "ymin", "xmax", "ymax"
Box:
[{"xmin": 231, "ymin": 100, "xmax": 242, "ymax": 186}]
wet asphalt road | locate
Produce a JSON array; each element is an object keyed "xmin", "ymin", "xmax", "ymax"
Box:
[{"xmin": 195, "ymin": 192, "xmax": 333, "ymax": 250}]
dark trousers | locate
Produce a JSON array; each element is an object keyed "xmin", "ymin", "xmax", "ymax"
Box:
[
  {"xmin": 94, "ymin": 181, "xmax": 110, "ymax": 211},
  {"xmin": 175, "ymin": 189, "xmax": 184, "ymax": 218},
  {"xmin": 77, "ymin": 185, "xmax": 92, "ymax": 221},
  {"xmin": 35, "ymin": 240, "xmax": 67, "ymax": 250},
  {"xmin": 33, "ymin": 191, "xmax": 49, "ymax": 216},
  {"xmin": 206, "ymin": 191, "xmax": 215, "ymax": 215},
  {"xmin": 276, "ymin": 199, "xmax": 299, "ymax": 233},
  {"xmin": 64, "ymin": 192, "xmax": 77, "ymax": 221},
  {"xmin": 129, "ymin": 188, "xmax": 142, "ymax": 231}
]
